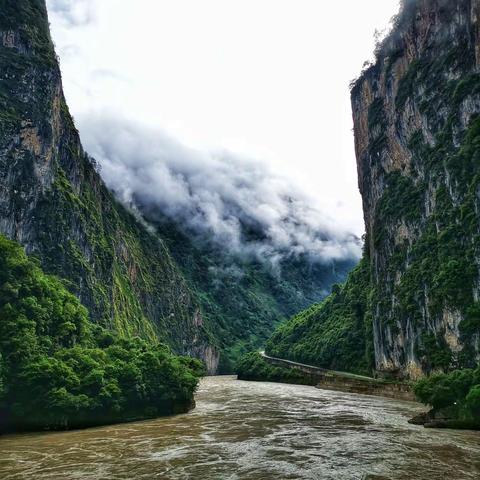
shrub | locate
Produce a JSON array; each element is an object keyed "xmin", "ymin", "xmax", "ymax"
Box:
[{"xmin": 414, "ymin": 367, "xmax": 480, "ymax": 424}]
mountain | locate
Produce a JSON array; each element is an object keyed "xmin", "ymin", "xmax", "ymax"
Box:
[
  {"xmin": 265, "ymin": 0, "xmax": 480, "ymax": 379},
  {"xmin": 0, "ymin": 0, "xmax": 355, "ymax": 374},
  {"xmin": 266, "ymin": 257, "xmax": 374, "ymax": 375},
  {"xmin": 0, "ymin": 0, "xmax": 219, "ymax": 371},
  {"xmin": 141, "ymin": 214, "xmax": 354, "ymax": 371}
]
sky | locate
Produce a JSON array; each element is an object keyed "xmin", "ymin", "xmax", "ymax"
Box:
[{"xmin": 46, "ymin": 0, "xmax": 400, "ymax": 238}]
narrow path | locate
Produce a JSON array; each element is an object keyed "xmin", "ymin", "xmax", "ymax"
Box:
[
  {"xmin": 259, "ymin": 351, "xmax": 383, "ymax": 383},
  {"xmin": 258, "ymin": 351, "xmax": 415, "ymax": 401}
]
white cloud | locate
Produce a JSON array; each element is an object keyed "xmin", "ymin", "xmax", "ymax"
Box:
[
  {"xmin": 46, "ymin": 1, "xmax": 401, "ymax": 241},
  {"xmin": 47, "ymin": 0, "xmax": 94, "ymax": 26},
  {"xmin": 80, "ymin": 112, "xmax": 362, "ymax": 265}
]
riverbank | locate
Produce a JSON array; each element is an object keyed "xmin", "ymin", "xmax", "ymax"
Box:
[
  {"xmin": 409, "ymin": 406, "xmax": 480, "ymax": 430},
  {"xmin": 236, "ymin": 351, "xmax": 319, "ymax": 386},
  {"xmin": 237, "ymin": 352, "xmax": 414, "ymax": 401},
  {"xmin": 0, "ymin": 399, "xmax": 196, "ymax": 435}
]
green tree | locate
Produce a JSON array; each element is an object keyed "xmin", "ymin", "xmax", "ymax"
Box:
[{"xmin": 0, "ymin": 235, "xmax": 204, "ymax": 432}]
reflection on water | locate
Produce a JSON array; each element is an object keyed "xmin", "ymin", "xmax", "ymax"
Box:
[{"xmin": 0, "ymin": 376, "xmax": 479, "ymax": 479}]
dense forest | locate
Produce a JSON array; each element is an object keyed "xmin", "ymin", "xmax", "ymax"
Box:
[
  {"xmin": 0, "ymin": 234, "xmax": 203, "ymax": 431},
  {"xmin": 236, "ymin": 352, "xmax": 317, "ymax": 385},
  {"xmin": 264, "ymin": 258, "xmax": 373, "ymax": 376},
  {"xmin": 414, "ymin": 367, "xmax": 480, "ymax": 428}
]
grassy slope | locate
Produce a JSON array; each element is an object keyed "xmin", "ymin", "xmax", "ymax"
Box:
[{"xmin": 265, "ymin": 258, "xmax": 373, "ymax": 376}]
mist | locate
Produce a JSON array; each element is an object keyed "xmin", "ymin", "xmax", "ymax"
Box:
[
  {"xmin": 47, "ymin": 0, "xmax": 94, "ymax": 26},
  {"xmin": 79, "ymin": 113, "xmax": 362, "ymax": 267}
]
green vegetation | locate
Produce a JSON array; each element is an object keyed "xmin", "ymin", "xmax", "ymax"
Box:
[
  {"xmin": 0, "ymin": 0, "xmax": 215, "ymax": 359},
  {"xmin": 155, "ymin": 218, "xmax": 353, "ymax": 372},
  {"xmin": 266, "ymin": 4, "xmax": 480, "ymax": 384},
  {"xmin": 0, "ymin": 0, "xmax": 56, "ymax": 136},
  {"xmin": 264, "ymin": 258, "xmax": 374, "ymax": 376},
  {"xmin": 0, "ymin": 0, "xmax": 55, "ymax": 63},
  {"xmin": 414, "ymin": 367, "xmax": 480, "ymax": 428},
  {"xmin": 415, "ymin": 334, "xmax": 452, "ymax": 371},
  {"xmin": 0, "ymin": 0, "xmax": 352, "ymax": 369},
  {"xmin": 377, "ymin": 172, "xmax": 424, "ymax": 223},
  {"xmin": 0, "ymin": 235, "xmax": 203, "ymax": 432},
  {"xmin": 236, "ymin": 352, "xmax": 316, "ymax": 385}
]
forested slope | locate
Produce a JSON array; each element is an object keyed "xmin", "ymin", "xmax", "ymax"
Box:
[{"xmin": 0, "ymin": 234, "xmax": 203, "ymax": 432}]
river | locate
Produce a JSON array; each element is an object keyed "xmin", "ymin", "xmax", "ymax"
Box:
[{"xmin": 0, "ymin": 376, "xmax": 479, "ymax": 479}]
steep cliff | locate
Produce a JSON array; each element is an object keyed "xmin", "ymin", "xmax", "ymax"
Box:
[
  {"xmin": 265, "ymin": 0, "xmax": 480, "ymax": 380},
  {"xmin": 352, "ymin": 0, "xmax": 480, "ymax": 378},
  {"xmin": 0, "ymin": 0, "xmax": 218, "ymax": 371}
]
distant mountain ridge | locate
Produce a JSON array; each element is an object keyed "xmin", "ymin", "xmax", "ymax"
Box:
[{"xmin": 143, "ymin": 213, "xmax": 355, "ymax": 371}]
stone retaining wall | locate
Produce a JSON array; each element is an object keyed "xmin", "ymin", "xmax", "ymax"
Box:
[{"xmin": 263, "ymin": 355, "xmax": 415, "ymax": 402}]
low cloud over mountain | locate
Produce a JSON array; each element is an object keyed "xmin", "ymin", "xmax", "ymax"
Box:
[{"xmin": 79, "ymin": 113, "xmax": 361, "ymax": 267}]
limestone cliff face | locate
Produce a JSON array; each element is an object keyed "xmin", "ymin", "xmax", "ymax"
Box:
[
  {"xmin": 351, "ymin": 0, "xmax": 480, "ymax": 378},
  {"xmin": 0, "ymin": 0, "xmax": 219, "ymax": 373}
]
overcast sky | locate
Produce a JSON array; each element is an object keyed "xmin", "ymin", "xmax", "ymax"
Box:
[{"xmin": 46, "ymin": 0, "xmax": 400, "ymax": 237}]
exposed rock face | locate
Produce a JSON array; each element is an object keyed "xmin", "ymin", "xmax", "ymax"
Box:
[
  {"xmin": 351, "ymin": 0, "xmax": 480, "ymax": 378},
  {"xmin": 0, "ymin": 0, "xmax": 219, "ymax": 372}
]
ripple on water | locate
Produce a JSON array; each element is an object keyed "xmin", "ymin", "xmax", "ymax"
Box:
[{"xmin": 0, "ymin": 376, "xmax": 479, "ymax": 480}]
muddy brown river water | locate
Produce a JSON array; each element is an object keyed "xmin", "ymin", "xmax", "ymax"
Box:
[{"xmin": 0, "ymin": 375, "xmax": 479, "ymax": 479}]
